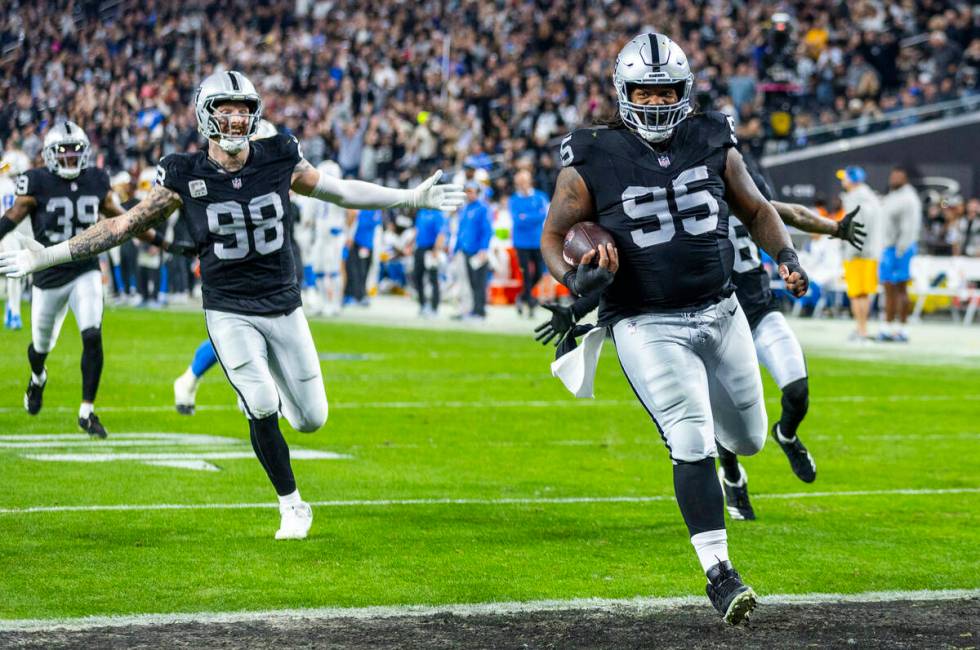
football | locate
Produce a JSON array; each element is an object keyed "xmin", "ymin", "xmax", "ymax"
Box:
[{"xmin": 562, "ymin": 221, "xmax": 615, "ymax": 266}]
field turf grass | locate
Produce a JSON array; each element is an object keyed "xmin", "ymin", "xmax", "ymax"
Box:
[{"xmin": 0, "ymin": 307, "xmax": 977, "ymax": 620}]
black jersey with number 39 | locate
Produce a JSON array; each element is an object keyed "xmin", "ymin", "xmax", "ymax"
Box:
[
  {"xmin": 156, "ymin": 134, "xmax": 302, "ymax": 315},
  {"xmin": 16, "ymin": 167, "xmax": 109, "ymax": 289},
  {"xmin": 560, "ymin": 112, "xmax": 738, "ymax": 325}
]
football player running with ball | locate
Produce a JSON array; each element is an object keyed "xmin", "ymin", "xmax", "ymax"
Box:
[
  {"xmin": 540, "ymin": 33, "xmax": 808, "ymax": 625},
  {"xmin": 0, "ymin": 71, "xmax": 464, "ymax": 540}
]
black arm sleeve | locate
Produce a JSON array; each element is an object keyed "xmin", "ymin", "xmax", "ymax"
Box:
[{"xmin": 0, "ymin": 216, "xmax": 17, "ymax": 241}]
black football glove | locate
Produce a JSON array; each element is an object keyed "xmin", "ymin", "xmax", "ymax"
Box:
[
  {"xmin": 834, "ymin": 206, "xmax": 865, "ymax": 251},
  {"xmin": 555, "ymin": 323, "xmax": 596, "ymax": 360},
  {"xmin": 534, "ymin": 303, "xmax": 575, "ymax": 346},
  {"xmin": 562, "ymin": 264, "xmax": 614, "ymax": 298},
  {"xmin": 776, "ymin": 247, "xmax": 809, "ymax": 298}
]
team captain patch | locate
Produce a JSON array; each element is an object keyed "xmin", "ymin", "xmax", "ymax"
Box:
[{"xmin": 189, "ymin": 179, "xmax": 208, "ymax": 198}]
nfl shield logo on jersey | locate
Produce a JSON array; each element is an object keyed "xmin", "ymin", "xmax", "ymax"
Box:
[
  {"xmin": 658, "ymin": 154, "xmax": 671, "ymax": 168},
  {"xmin": 232, "ymin": 177, "xmax": 242, "ymax": 189}
]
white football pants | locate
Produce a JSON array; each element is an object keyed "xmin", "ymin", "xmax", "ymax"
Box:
[
  {"xmin": 32, "ymin": 270, "xmax": 104, "ymax": 353},
  {"xmin": 612, "ymin": 294, "xmax": 767, "ymax": 463},
  {"xmin": 205, "ymin": 308, "xmax": 328, "ymax": 432},
  {"xmin": 752, "ymin": 311, "xmax": 808, "ymax": 389}
]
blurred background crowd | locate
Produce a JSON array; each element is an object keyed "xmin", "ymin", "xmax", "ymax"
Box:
[{"xmin": 0, "ymin": 0, "xmax": 977, "ymax": 321}]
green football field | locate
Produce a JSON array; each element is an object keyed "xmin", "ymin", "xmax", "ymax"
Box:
[{"xmin": 0, "ymin": 307, "xmax": 977, "ymax": 621}]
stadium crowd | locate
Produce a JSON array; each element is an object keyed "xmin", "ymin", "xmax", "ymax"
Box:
[{"xmin": 0, "ymin": 0, "xmax": 977, "ymax": 319}]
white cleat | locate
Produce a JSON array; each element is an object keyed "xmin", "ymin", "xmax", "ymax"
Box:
[
  {"xmin": 275, "ymin": 502, "xmax": 313, "ymax": 540},
  {"xmin": 173, "ymin": 371, "xmax": 198, "ymax": 415}
]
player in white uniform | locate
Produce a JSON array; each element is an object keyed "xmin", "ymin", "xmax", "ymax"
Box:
[
  {"xmin": 1, "ymin": 150, "xmax": 32, "ymax": 330},
  {"xmin": 299, "ymin": 160, "xmax": 347, "ymax": 316}
]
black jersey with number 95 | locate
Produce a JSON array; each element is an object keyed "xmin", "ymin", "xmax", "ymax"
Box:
[
  {"xmin": 156, "ymin": 134, "xmax": 302, "ymax": 315},
  {"xmin": 16, "ymin": 167, "xmax": 109, "ymax": 289},
  {"xmin": 559, "ymin": 111, "xmax": 738, "ymax": 325}
]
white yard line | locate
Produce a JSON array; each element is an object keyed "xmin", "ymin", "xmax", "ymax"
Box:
[
  {"xmin": 0, "ymin": 588, "xmax": 976, "ymax": 632},
  {"xmin": 0, "ymin": 487, "xmax": 976, "ymax": 515},
  {"xmin": 0, "ymin": 393, "xmax": 976, "ymax": 414}
]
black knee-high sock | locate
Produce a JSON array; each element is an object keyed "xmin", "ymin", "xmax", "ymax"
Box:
[
  {"xmin": 27, "ymin": 344, "xmax": 48, "ymax": 379},
  {"xmin": 80, "ymin": 327, "xmax": 103, "ymax": 402},
  {"xmin": 779, "ymin": 377, "xmax": 809, "ymax": 440},
  {"xmin": 673, "ymin": 458, "xmax": 726, "ymax": 536},
  {"xmin": 249, "ymin": 414, "xmax": 296, "ymax": 496},
  {"xmin": 716, "ymin": 445, "xmax": 741, "ymax": 482}
]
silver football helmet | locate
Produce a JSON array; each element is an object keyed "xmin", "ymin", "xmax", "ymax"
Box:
[
  {"xmin": 195, "ymin": 70, "xmax": 263, "ymax": 154},
  {"xmin": 614, "ymin": 33, "xmax": 694, "ymax": 143},
  {"xmin": 42, "ymin": 121, "xmax": 91, "ymax": 179}
]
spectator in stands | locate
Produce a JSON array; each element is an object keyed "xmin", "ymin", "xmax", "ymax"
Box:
[
  {"xmin": 838, "ymin": 166, "xmax": 883, "ymax": 341},
  {"xmin": 509, "ymin": 169, "xmax": 549, "ymax": 318},
  {"xmin": 456, "ymin": 181, "xmax": 493, "ymax": 321},
  {"xmin": 878, "ymin": 166, "xmax": 923, "ymax": 342},
  {"xmin": 952, "ymin": 198, "xmax": 980, "ymax": 257}
]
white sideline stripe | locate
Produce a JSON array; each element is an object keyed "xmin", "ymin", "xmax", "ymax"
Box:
[
  {"xmin": 0, "ymin": 393, "xmax": 976, "ymax": 414},
  {"xmin": 22, "ymin": 450, "xmax": 349, "ymax": 463},
  {"xmin": 1, "ymin": 588, "xmax": 977, "ymax": 633},
  {"xmin": 0, "ymin": 487, "xmax": 976, "ymax": 515}
]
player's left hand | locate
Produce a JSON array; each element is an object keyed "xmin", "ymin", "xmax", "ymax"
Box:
[
  {"xmin": 777, "ymin": 247, "xmax": 809, "ymax": 298},
  {"xmin": 0, "ymin": 232, "xmax": 47, "ymax": 278},
  {"xmin": 534, "ymin": 303, "xmax": 575, "ymax": 346},
  {"xmin": 835, "ymin": 206, "xmax": 865, "ymax": 251},
  {"xmin": 410, "ymin": 170, "xmax": 466, "ymax": 211}
]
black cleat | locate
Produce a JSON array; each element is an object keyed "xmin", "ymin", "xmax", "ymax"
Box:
[
  {"xmin": 718, "ymin": 465, "xmax": 756, "ymax": 521},
  {"xmin": 79, "ymin": 413, "xmax": 108, "ymax": 439},
  {"xmin": 772, "ymin": 423, "xmax": 816, "ymax": 483},
  {"xmin": 176, "ymin": 404, "xmax": 195, "ymax": 416},
  {"xmin": 706, "ymin": 560, "xmax": 757, "ymax": 625},
  {"xmin": 24, "ymin": 378, "xmax": 46, "ymax": 415}
]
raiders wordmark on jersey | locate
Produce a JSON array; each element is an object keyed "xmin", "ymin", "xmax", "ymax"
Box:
[
  {"xmin": 15, "ymin": 166, "xmax": 110, "ymax": 289},
  {"xmin": 559, "ymin": 111, "xmax": 738, "ymax": 325},
  {"xmin": 156, "ymin": 133, "xmax": 302, "ymax": 315}
]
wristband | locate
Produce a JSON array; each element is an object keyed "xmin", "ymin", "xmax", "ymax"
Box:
[
  {"xmin": 0, "ymin": 216, "xmax": 17, "ymax": 240},
  {"xmin": 776, "ymin": 247, "xmax": 799, "ymax": 266},
  {"xmin": 150, "ymin": 231, "xmax": 166, "ymax": 247},
  {"xmin": 562, "ymin": 269, "xmax": 578, "ymax": 296},
  {"xmin": 40, "ymin": 241, "xmax": 73, "ymax": 269}
]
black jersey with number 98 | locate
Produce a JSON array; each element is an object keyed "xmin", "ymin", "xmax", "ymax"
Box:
[
  {"xmin": 559, "ymin": 112, "xmax": 738, "ymax": 325},
  {"xmin": 156, "ymin": 134, "xmax": 302, "ymax": 315}
]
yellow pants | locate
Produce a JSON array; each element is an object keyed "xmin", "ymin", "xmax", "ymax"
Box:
[{"xmin": 844, "ymin": 259, "xmax": 878, "ymax": 298}]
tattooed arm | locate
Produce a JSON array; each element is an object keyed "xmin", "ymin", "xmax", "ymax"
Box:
[
  {"xmin": 0, "ymin": 185, "xmax": 181, "ymax": 277},
  {"xmin": 773, "ymin": 201, "xmax": 865, "ymax": 250},
  {"xmin": 99, "ymin": 191, "xmax": 174, "ymax": 249},
  {"xmin": 724, "ymin": 148, "xmax": 808, "ymax": 297}
]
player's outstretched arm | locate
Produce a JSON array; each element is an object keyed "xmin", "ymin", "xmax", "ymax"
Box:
[
  {"xmin": 774, "ymin": 201, "xmax": 865, "ymax": 251},
  {"xmin": 98, "ymin": 192, "xmax": 186, "ymax": 254},
  {"xmin": 0, "ymin": 195, "xmax": 37, "ymax": 243},
  {"xmin": 0, "ymin": 185, "xmax": 181, "ymax": 277},
  {"xmin": 290, "ymin": 160, "xmax": 464, "ymax": 211},
  {"xmin": 724, "ymin": 148, "xmax": 808, "ymax": 297}
]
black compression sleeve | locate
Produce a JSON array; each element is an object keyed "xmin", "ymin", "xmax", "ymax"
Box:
[{"xmin": 0, "ymin": 216, "xmax": 18, "ymax": 240}]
